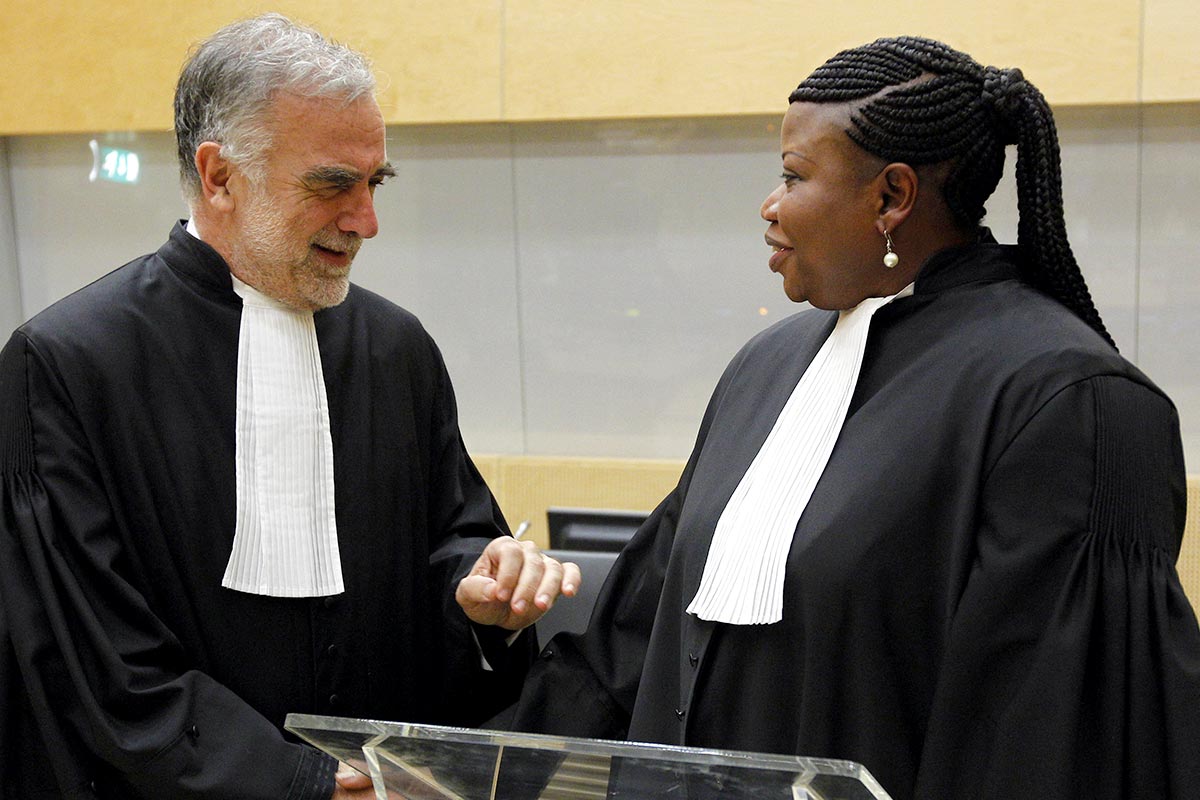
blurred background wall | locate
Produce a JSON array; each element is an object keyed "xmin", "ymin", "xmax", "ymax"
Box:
[{"xmin": 1, "ymin": 2, "xmax": 1197, "ymax": 582}]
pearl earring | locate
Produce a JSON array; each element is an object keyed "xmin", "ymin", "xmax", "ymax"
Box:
[{"xmin": 883, "ymin": 229, "xmax": 899, "ymax": 269}]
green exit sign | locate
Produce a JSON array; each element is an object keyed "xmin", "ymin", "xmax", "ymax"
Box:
[{"xmin": 89, "ymin": 140, "xmax": 140, "ymax": 184}]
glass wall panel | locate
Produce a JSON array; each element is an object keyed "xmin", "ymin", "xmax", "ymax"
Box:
[{"xmin": 5, "ymin": 108, "xmax": 1197, "ymax": 468}]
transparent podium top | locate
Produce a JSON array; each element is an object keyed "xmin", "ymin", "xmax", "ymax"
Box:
[{"xmin": 285, "ymin": 714, "xmax": 893, "ymax": 800}]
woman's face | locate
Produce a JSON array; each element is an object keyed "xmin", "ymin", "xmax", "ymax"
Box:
[{"xmin": 760, "ymin": 102, "xmax": 889, "ymax": 310}]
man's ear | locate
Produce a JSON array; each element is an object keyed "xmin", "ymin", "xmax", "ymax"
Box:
[
  {"xmin": 874, "ymin": 162, "xmax": 918, "ymax": 234},
  {"xmin": 194, "ymin": 142, "xmax": 236, "ymax": 212}
]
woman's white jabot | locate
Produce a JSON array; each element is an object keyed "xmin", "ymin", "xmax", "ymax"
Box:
[{"xmin": 688, "ymin": 284, "xmax": 913, "ymax": 624}]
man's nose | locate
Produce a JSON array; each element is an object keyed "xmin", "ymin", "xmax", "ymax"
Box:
[{"xmin": 340, "ymin": 184, "xmax": 379, "ymax": 239}]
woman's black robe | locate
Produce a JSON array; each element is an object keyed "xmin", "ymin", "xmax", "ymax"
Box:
[{"xmin": 510, "ymin": 241, "xmax": 1200, "ymax": 800}]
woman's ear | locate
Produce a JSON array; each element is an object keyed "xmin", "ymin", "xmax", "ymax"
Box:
[
  {"xmin": 194, "ymin": 142, "xmax": 236, "ymax": 213},
  {"xmin": 875, "ymin": 162, "xmax": 918, "ymax": 232}
]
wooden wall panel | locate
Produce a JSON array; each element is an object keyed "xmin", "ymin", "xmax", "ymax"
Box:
[
  {"xmin": 1142, "ymin": 0, "xmax": 1200, "ymax": 102},
  {"xmin": 490, "ymin": 456, "xmax": 685, "ymax": 549},
  {"xmin": 0, "ymin": 0, "xmax": 502, "ymax": 135},
  {"xmin": 502, "ymin": 0, "xmax": 1141, "ymax": 121},
  {"xmin": 472, "ymin": 455, "xmax": 503, "ymax": 500},
  {"xmin": 5, "ymin": 0, "xmax": 1197, "ymax": 134},
  {"xmin": 1180, "ymin": 477, "xmax": 1200, "ymax": 620}
]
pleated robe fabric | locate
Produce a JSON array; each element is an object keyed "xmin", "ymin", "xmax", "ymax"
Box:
[
  {"xmin": 0, "ymin": 222, "xmax": 534, "ymax": 799},
  {"xmin": 508, "ymin": 240, "xmax": 1200, "ymax": 800}
]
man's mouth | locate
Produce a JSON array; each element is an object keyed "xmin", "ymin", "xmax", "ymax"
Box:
[{"xmin": 312, "ymin": 238, "xmax": 361, "ymax": 262}]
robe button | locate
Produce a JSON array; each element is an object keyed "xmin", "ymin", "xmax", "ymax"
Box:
[
  {"xmin": 675, "ymin": 708, "xmax": 686, "ymax": 720},
  {"xmin": 326, "ymin": 644, "xmax": 339, "ymax": 657},
  {"xmin": 687, "ymin": 653, "xmax": 698, "ymax": 666},
  {"xmin": 324, "ymin": 596, "xmax": 338, "ymax": 609},
  {"xmin": 541, "ymin": 647, "xmax": 555, "ymax": 660},
  {"xmin": 329, "ymin": 694, "xmax": 341, "ymax": 708},
  {"xmin": 188, "ymin": 724, "xmax": 199, "ymax": 740}
]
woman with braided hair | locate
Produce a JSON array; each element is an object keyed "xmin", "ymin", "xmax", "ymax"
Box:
[{"xmin": 506, "ymin": 37, "xmax": 1200, "ymax": 799}]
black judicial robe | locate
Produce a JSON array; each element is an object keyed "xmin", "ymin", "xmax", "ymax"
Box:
[
  {"xmin": 509, "ymin": 241, "xmax": 1200, "ymax": 800},
  {"xmin": 0, "ymin": 223, "xmax": 534, "ymax": 799}
]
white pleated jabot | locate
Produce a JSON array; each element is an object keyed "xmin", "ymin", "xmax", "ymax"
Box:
[
  {"xmin": 220, "ymin": 274, "xmax": 344, "ymax": 597},
  {"xmin": 687, "ymin": 285, "xmax": 912, "ymax": 625}
]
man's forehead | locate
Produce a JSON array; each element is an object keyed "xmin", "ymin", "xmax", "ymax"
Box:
[{"xmin": 266, "ymin": 92, "xmax": 388, "ymax": 171}]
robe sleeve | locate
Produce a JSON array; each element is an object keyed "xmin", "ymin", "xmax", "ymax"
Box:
[
  {"xmin": 916, "ymin": 374, "xmax": 1200, "ymax": 800},
  {"xmin": 501, "ymin": 337, "xmax": 761, "ymax": 738},
  {"xmin": 502, "ymin": 485, "xmax": 681, "ymax": 739},
  {"xmin": 421, "ymin": 334, "xmax": 537, "ymax": 723},
  {"xmin": 0, "ymin": 332, "xmax": 337, "ymax": 800},
  {"xmin": 504, "ymin": 402, "xmax": 719, "ymax": 739}
]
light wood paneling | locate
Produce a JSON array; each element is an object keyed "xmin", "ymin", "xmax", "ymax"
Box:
[
  {"xmin": 0, "ymin": 0, "xmax": 501, "ymax": 135},
  {"xmin": 1180, "ymin": 477, "xmax": 1200, "ymax": 619},
  {"xmin": 472, "ymin": 455, "xmax": 503, "ymax": 501},
  {"xmin": 502, "ymin": 0, "xmax": 1141, "ymax": 121},
  {"xmin": 484, "ymin": 455, "xmax": 684, "ymax": 549},
  {"xmin": 5, "ymin": 0, "xmax": 1198, "ymax": 134},
  {"xmin": 1142, "ymin": 0, "xmax": 1200, "ymax": 102}
]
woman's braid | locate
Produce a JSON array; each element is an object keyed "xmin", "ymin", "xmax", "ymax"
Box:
[{"xmin": 790, "ymin": 36, "xmax": 1114, "ymax": 347}]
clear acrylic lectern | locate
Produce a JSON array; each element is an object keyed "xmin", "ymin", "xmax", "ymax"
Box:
[{"xmin": 285, "ymin": 714, "xmax": 893, "ymax": 800}]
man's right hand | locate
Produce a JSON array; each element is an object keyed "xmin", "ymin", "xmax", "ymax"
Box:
[{"xmin": 331, "ymin": 762, "xmax": 374, "ymax": 798}]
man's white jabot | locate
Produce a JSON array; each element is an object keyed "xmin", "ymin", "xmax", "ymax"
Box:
[
  {"xmin": 220, "ymin": 273, "xmax": 344, "ymax": 597},
  {"xmin": 687, "ymin": 285, "xmax": 913, "ymax": 625}
]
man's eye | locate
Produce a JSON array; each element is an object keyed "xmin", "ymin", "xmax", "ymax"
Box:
[{"xmin": 780, "ymin": 173, "xmax": 800, "ymax": 187}]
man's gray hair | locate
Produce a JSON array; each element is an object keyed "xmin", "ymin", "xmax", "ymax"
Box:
[{"xmin": 174, "ymin": 13, "xmax": 377, "ymax": 201}]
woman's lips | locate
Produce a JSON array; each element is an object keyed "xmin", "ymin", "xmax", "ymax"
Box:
[{"xmin": 768, "ymin": 245, "xmax": 793, "ymax": 272}]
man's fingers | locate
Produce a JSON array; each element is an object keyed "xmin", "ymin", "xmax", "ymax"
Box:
[
  {"xmin": 505, "ymin": 541, "xmax": 548, "ymax": 614},
  {"xmin": 459, "ymin": 539, "xmax": 584, "ymax": 629},
  {"xmin": 561, "ymin": 561, "xmax": 581, "ymax": 596},
  {"xmin": 335, "ymin": 762, "xmax": 373, "ymax": 790},
  {"xmin": 456, "ymin": 574, "xmax": 495, "ymax": 605},
  {"xmin": 531, "ymin": 555, "xmax": 561, "ymax": 610},
  {"xmin": 487, "ymin": 538, "xmax": 533, "ymax": 603},
  {"xmin": 456, "ymin": 574, "xmax": 508, "ymax": 626}
]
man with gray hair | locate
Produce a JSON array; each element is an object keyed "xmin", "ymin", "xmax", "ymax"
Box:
[{"xmin": 0, "ymin": 14, "xmax": 576, "ymax": 799}]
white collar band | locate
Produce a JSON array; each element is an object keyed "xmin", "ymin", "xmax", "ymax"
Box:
[
  {"xmin": 221, "ymin": 274, "xmax": 344, "ymax": 597},
  {"xmin": 687, "ymin": 286, "xmax": 912, "ymax": 624}
]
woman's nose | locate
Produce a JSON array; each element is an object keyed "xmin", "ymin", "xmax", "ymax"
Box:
[{"xmin": 761, "ymin": 183, "xmax": 784, "ymax": 221}]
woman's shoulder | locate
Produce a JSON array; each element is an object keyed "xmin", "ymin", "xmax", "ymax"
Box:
[
  {"xmin": 704, "ymin": 306, "xmax": 838, "ymax": 399},
  {"xmin": 738, "ymin": 305, "xmax": 837, "ymax": 358},
  {"xmin": 914, "ymin": 275, "xmax": 1169, "ymax": 408}
]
